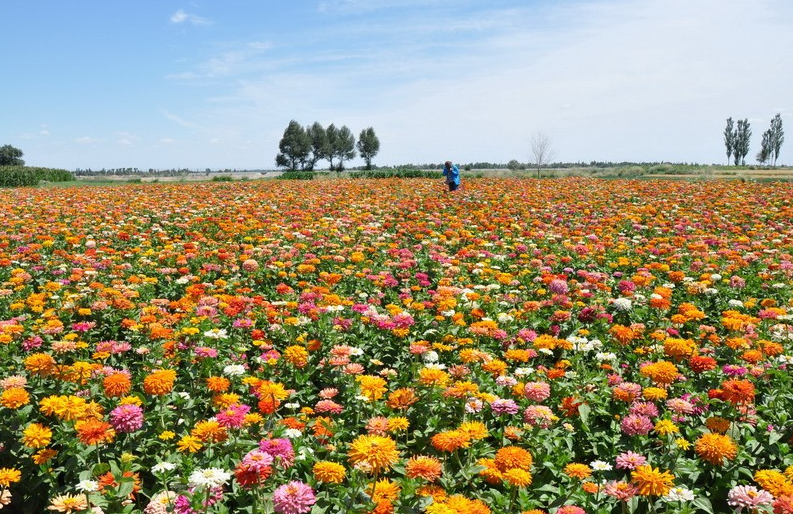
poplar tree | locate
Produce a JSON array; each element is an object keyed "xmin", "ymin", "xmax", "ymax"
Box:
[{"xmin": 723, "ymin": 118, "xmax": 735, "ymax": 166}]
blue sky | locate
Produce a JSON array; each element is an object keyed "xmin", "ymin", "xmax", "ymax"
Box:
[{"xmin": 2, "ymin": 0, "xmax": 792, "ymax": 170}]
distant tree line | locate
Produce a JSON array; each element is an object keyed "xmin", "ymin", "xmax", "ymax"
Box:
[
  {"xmin": 275, "ymin": 121, "xmax": 380, "ymax": 171},
  {"xmin": 724, "ymin": 114, "xmax": 784, "ymax": 166}
]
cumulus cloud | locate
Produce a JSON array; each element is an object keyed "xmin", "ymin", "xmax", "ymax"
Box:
[{"xmin": 170, "ymin": 9, "xmax": 211, "ymax": 26}]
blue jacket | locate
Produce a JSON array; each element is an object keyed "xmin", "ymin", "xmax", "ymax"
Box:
[{"xmin": 443, "ymin": 164, "xmax": 460, "ymax": 185}]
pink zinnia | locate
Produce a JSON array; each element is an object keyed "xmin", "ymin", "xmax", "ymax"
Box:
[
  {"xmin": 273, "ymin": 481, "xmax": 316, "ymax": 514},
  {"xmin": 548, "ymin": 279, "xmax": 569, "ymax": 295},
  {"xmin": 524, "ymin": 381, "xmax": 551, "ymax": 402},
  {"xmin": 315, "ymin": 400, "xmax": 343, "ymax": 414},
  {"xmin": 727, "ymin": 485, "xmax": 773, "ymax": 511},
  {"xmin": 523, "ymin": 405, "xmax": 554, "ymax": 428},
  {"xmin": 109, "ymin": 404, "xmax": 144, "ymax": 433},
  {"xmin": 615, "ymin": 451, "xmax": 647, "ymax": 470},
  {"xmin": 629, "ymin": 402, "xmax": 659, "ymax": 418},
  {"xmin": 216, "ymin": 404, "xmax": 250, "ymax": 428},
  {"xmin": 603, "ymin": 481, "xmax": 638, "ymax": 501},
  {"xmin": 665, "ymin": 398, "xmax": 694, "ymax": 415},
  {"xmin": 259, "ymin": 438, "xmax": 295, "ymax": 468},
  {"xmin": 242, "ymin": 449, "xmax": 274, "ymax": 473},
  {"xmin": 620, "ymin": 414, "xmax": 653, "ymax": 436},
  {"xmin": 557, "ymin": 506, "xmax": 586, "ymax": 514},
  {"xmin": 490, "ymin": 399, "xmax": 519, "ymax": 415}
]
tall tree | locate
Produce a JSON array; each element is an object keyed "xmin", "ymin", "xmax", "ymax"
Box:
[
  {"xmin": 723, "ymin": 118, "xmax": 735, "ymax": 166},
  {"xmin": 756, "ymin": 129, "xmax": 772, "ymax": 165},
  {"xmin": 325, "ymin": 124, "xmax": 339, "ymax": 171},
  {"xmin": 356, "ymin": 127, "xmax": 380, "ymax": 170},
  {"xmin": 305, "ymin": 122, "xmax": 329, "ymax": 171},
  {"xmin": 0, "ymin": 145, "xmax": 25, "ymax": 166},
  {"xmin": 530, "ymin": 132, "xmax": 555, "ymax": 178},
  {"xmin": 770, "ymin": 113, "xmax": 784, "ymax": 167},
  {"xmin": 331, "ymin": 125, "xmax": 356, "ymax": 171},
  {"xmin": 734, "ymin": 119, "xmax": 751, "ymax": 166},
  {"xmin": 275, "ymin": 120, "xmax": 311, "ymax": 171}
]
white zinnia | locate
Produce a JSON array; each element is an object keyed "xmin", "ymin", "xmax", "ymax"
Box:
[
  {"xmin": 188, "ymin": 468, "xmax": 231, "ymax": 488},
  {"xmin": 152, "ymin": 462, "xmax": 176, "ymax": 474}
]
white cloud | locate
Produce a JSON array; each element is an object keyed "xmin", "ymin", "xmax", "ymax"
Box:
[
  {"xmin": 75, "ymin": 136, "xmax": 103, "ymax": 144},
  {"xmin": 170, "ymin": 9, "xmax": 211, "ymax": 26}
]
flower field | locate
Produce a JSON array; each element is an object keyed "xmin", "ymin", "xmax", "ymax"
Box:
[{"xmin": 1, "ymin": 177, "xmax": 793, "ymax": 514}]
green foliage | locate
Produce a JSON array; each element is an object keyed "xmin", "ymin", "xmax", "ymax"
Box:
[
  {"xmin": 0, "ymin": 144, "xmax": 25, "ymax": 166},
  {"xmin": 348, "ymin": 169, "xmax": 438, "ymax": 179},
  {"xmin": 211, "ymin": 175, "xmax": 234, "ymax": 182},
  {"xmin": 356, "ymin": 127, "xmax": 380, "ymax": 170},
  {"xmin": 306, "ymin": 122, "xmax": 329, "ymax": 171},
  {"xmin": 0, "ymin": 166, "xmax": 75, "ymax": 187},
  {"xmin": 275, "ymin": 120, "xmax": 311, "ymax": 171},
  {"xmin": 734, "ymin": 119, "xmax": 751, "ymax": 166},
  {"xmin": 771, "ymin": 113, "xmax": 784, "ymax": 167},
  {"xmin": 328, "ymin": 124, "xmax": 356, "ymax": 171},
  {"xmin": 276, "ymin": 171, "xmax": 315, "ymax": 180},
  {"xmin": 723, "ymin": 118, "xmax": 735, "ymax": 166}
]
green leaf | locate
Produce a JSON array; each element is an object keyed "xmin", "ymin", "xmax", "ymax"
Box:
[
  {"xmin": 117, "ymin": 478, "xmax": 135, "ymax": 498},
  {"xmin": 692, "ymin": 496, "xmax": 715, "ymax": 514},
  {"xmin": 578, "ymin": 403, "xmax": 591, "ymax": 430},
  {"xmin": 92, "ymin": 463, "xmax": 110, "ymax": 477}
]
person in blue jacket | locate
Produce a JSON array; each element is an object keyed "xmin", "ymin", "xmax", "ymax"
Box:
[{"xmin": 442, "ymin": 161, "xmax": 460, "ymax": 191}]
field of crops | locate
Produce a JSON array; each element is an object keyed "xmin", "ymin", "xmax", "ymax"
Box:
[{"xmin": 1, "ymin": 178, "xmax": 792, "ymax": 514}]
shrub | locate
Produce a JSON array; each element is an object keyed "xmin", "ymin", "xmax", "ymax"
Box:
[{"xmin": 211, "ymin": 175, "xmax": 234, "ymax": 182}]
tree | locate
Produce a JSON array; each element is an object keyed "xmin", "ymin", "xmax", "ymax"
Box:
[
  {"xmin": 734, "ymin": 119, "xmax": 751, "ymax": 166},
  {"xmin": 530, "ymin": 132, "xmax": 555, "ymax": 178},
  {"xmin": 756, "ymin": 129, "xmax": 772, "ymax": 165},
  {"xmin": 507, "ymin": 159, "xmax": 520, "ymax": 171},
  {"xmin": 330, "ymin": 125, "xmax": 356, "ymax": 171},
  {"xmin": 305, "ymin": 122, "xmax": 329, "ymax": 171},
  {"xmin": 0, "ymin": 145, "xmax": 25, "ymax": 166},
  {"xmin": 723, "ymin": 118, "xmax": 735, "ymax": 166},
  {"xmin": 770, "ymin": 113, "xmax": 784, "ymax": 167},
  {"xmin": 275, "ymin": 120, "xmax": 310, "ymax": 171},
  {"xmin": 356, "ymin": 127, "xmax": 380, "ymax": 170}
]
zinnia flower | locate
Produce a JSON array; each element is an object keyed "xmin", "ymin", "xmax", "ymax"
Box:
[
  {"xmin": 0, "ymin": 467, "xmax": 21, "ymax": 487},
  {"xmin": 312, "ymin": 461, "xmax": 346, "ymax": 484},
  {"xmin": 109, "ymin": 404, "xmax": 144, "ymax": 433},
  {"xmin": 727, "ymin": 485, "xmax": 773, "ymax": 511},
  {"xmin": 631, "ymin": 465, "xmax": 675, "ymax": 496},
  {"xmin": 348, "ymin": 435, "xmax": 400, "ymax": 472},
  {"xmin": 695, "ymin": 433, "xmax": 737, "ymax": 466},
  {"xmin": 272, "ymin": 481, "xmax": 316, "ymax": 514},
  {"xmin": 405, "ymin": 456, "xmax": 443, "ymax": 482},
  {"xmin": 46, "ymin": 493, "xmax": 88, "ymax": 512}
]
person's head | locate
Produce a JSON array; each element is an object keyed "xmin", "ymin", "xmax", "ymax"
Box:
[{"xmin": 445, "ymin": 160, "xmax": 452, "ymax": 169}]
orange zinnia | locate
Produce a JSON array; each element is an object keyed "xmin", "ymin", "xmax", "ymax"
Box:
[
  {"xmin": 694, "ymin": 433, "xmax": 737, "ymax": 465},
  {"xmin": 75, "ymin": 418, "xmax": 115, "ymax": 445},
  {"xmin": 143, "ymin": 369, "xmax": 176, "ymax": 396},
  {"xmin": 103, "ymin": 372, "xmax": 131, "ymax": 397},
  {"xmin": 405, "ymin": 456, "xmax": 443, "ymax": 482},
  {"xmin": 720, "ymin": 379, "xmax": 755, "ymax": 404},
  {"xmin": 494, "ymin": 446, "xmax": 533, "ymax": 472},
  {"xmin": 348, "ymin": 435, "xmax": 399, "ymax": 472}
]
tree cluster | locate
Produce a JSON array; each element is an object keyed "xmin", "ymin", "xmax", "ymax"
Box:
[
  {"xmin": 724, "ymin": 114, "xmax": 784, "ymax": 166},
  {"xmin": 275, "ymin": 121, "xmax": 380, "ymax": 171},
  {"xmin": 0, "ymin": 145, "xmax": 25, "ymax": 166}
]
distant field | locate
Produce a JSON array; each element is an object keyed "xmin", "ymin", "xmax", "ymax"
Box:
[{"xmin": 68, "ymin": 166, "xmax": 793, "ymax": 185}]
